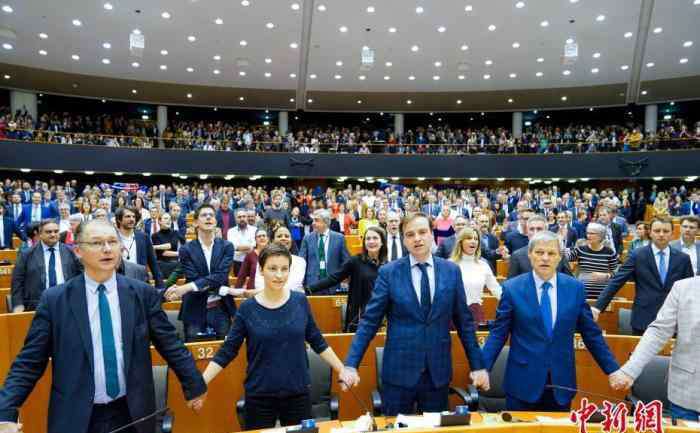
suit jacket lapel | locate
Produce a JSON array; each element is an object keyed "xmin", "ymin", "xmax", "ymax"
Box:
[
  {"xmin": 68, "ymin": 275, "xmax": 95, "ymax": 375},
  {"xmin": 553, "ymin": 274, "xmax": 566, "ymax": 335},
  {"xmin": 211, "ymin": 239, "xmax": 223, "ymax": 272},
  {"xmin": 428, "ymin": 257, "xmax": 442, "ymax": 322},
  {"xmin": 116, "ymin": 274, "xmax": 135, "ymax": 375},
  {"xmin": 526, "ymin": 273, "xmax": 549, "ymax": 339},
  {"xmin": 192, "ymin": 239, "xmax": 207, "ymax": 274},
  {"xmin": 35, "ymin": 245, "xmax": 46, "ymax": 289},
  {"xmin": 400, "ymin": 257, "xmax": 422, "ymax": 319},
  {"xmin": 59, "ymin": 245, "xmax": 72, "ymax": 278},
  {"xmin": 646, "ymin": 246, "xmax": 664, "ymax": 286}
]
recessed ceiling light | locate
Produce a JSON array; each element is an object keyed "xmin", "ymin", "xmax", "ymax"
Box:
[
  {"xmin": 334, "ymin": 74, "xmax": 342, "ymax": 79},
  {"xmin": 388, "ymin": 27, "xmax": 397, "ymax": 33},
  {"xmin": 291, "ymin": 3, "xmax": 300, "ymax": 10},
  {"xmin": 71, "ymin": 54, "xmax": 80, "ymax": 60},
  {"xmin": 356, "ymin": 100, "xmax": 363, "ymax": 104},
  {"xmin": 239, "ymin": 71, "xmax": 247, "ymax": 76},
  {"xmin": 488, "ymin": 24, "xmax": 496, "ymax": 31},
  {"xmin": 366, "ymin": 6, "xmax": 375, "ymax": 13},
  {"xmin": 536, "ymin": 57, "xmax": 544, "ymax": 62},
  {"xmin": 562, "ymin": 69, "xmax": 571, "ymax": 75},
  {"xmin": 434, "ymin": 61, "xmax": 442, "ymax": 67},
  {"xmin": 516, "ymin": 1, "xmax": 525, "ymax": 8},
  {"xmin": 406, "ymin": 99, "xmax": 412, "ymax": 104},
  {"xmin": 3, "ymin": 74, "xmax": 11, "ymax": 79},
  {"xmin": 653, "ymin": 27, "xmax": 662, "ymax": 33},
  {"xmin": 646, "ymin": 62, "xmax": 655, "ymax": 68},
  {"xmin": 317, "ymin": 4, "xmax": 326, "ymax": 11},
  {"xmin": 540, "ymin": 20, "xmax": 549, "ymax": 27},
  {"xmin": 265, "ymin": 57, "xmax": 272, "ymax": 63},
  {"xmin": 307, "ymin": 98, "xmax": 313, "ymax": 103},
  {"xmin": 591, "ymin": 67, "xmax": 599, "ymax": 73},
  {"xmin": 38, "ymin": 49, "xmax": 48, "ymax": 56},
  {"xmin": 512, "ymin": 42, "xmax": 520, "ymax": 48},
  {"xmin": 1, "ymin": 4, "xmax": 12, "ymax": 13},
  {"xmin": 509, "ymin": 73, "xmax": 517, "ymax": 78},
  {"xmin": 566, "ymin": 38, "xmax": 574, "ymax": 44},
  {"xmin": 458, "ymin": 74, "xmax": 466, "ymax": 80},
  {"xmin": 561, "ymin": 96, "xmax": 568, "ymax": 101},
  {"xmin": 239, "ymin": 96, "xmax": 245, "ymax": 101},
  {"xmin": 461, "ymin": 44, "xmax": 469, "ymax": 51},
  {"xmin": 213, "ymin": 69, "xmax": 221, "ymax": 75},
  {"xmin": 456, "ymin": 99, "xmax": 462, "ymax": 104},
  {"xmin": 508, "ymin": 98, "xmax": 514, "ymax": 103},
  {"xmin": 38, "ymin": 32, "xmax": 48, "ymax": 39},
  {"xmin": 596, "ymin": 14, "xmax": 605, "ymax": 22},
  {"xmin": 620, "ymin": 64, "xmax": 629, "ymax": 70},
  {"xmin": 289, "ymin": 42, "xmax": 298, "ymax": 49},
  {"xmin": 186, "ymin": 66, "xmax": 194, "ymax": 72},
  {"xmin": 101, "ymin": 58, "xmax": 112, "ymax": 65},
  {"xmin": 358, "ymin": 75, "xmax": 366, "ymax": 80},
  {"xmin": 289, "ymin": 73, "xmax": 297, "ymax": 78},
  {"xmin": 131, "ymin": 89, "xmax": 138, "ymax": 94},
  {"xmin": 680, "ymin": 57, "xmax": 689, "ymax": 64},
  {"xmin": 641, "ymin": 90, "xmax": 648, "ymax": 95},
  {"xmin": 433, "ymin": 75, "xmax": 440, "ymax": 80},
  {"xmin": 670, "ymin": 101, "xmax": 675, "ymax": 105},
  {"xmin": 624, "ymin": 32, "xmax": 633, "ymax": 38},
  {"xmin": 483, "ymin": 74, "xmax": 491, "ymax": 79},
  {"xmin": 213, "ymin": 54, "xmax": 221, "ymax": 60},
  {"xmin": 241, "ymin": 0, "xmax": 250, "ymax": 5},
  {"xmin": 683, "ymin": 40, "xmax": 694, "ymax": 47},
  {"xmin": 161, "ymin": 11, "xmax": 171, "ymax": 19},
  {"xmin": 408, "ymin": 75, "xmax": 416, "ymax": 80},
  {"xmin": 264, "ymin": 72, "xmax": 271, "ymax": 77},
  {"xmin": 187, "ymin": 35, "xmax": 196, "ymax": 42},
  {"xmin": 160, "ymin": 49, "xmax": 168, "ymax": 55},
  {"xmin": 695, "ymin": 0, "xmax": 700, "ymax": 4},
  {"xmin": 159, "ymin": 64, "xmax": 167, "ymax": 70},
  {"xmin": 132, "ymin": 29, "xmax": 141, "ymax": 35},
  {"xmin": 309, "ymin": 73, "xmax": 317, "ymax": 79},
  {"xmin": 266, "ymin": 22, "xmax": 275, "ymax": 29},
  {"xmin": 186, "ymin": 93, "xmax": 192, "ymax": 98},
  {"xmin": 339, "ymin": 25, "xmax": 348, "ymax": 33},
  {"xmin": 593, "ymin": 52, "xmax": 601, "ymax": 58},
  {"xmin": 131, "ymin": 61, "xmax": 140, "ymax": 67},
  {"xmin": 437, "ymin": 26, "xmax": 446, "ymax": 33},
  {"xmin": 485, "ymin": 59, "xmax": 493, "ymax": 66},
  {"xmin": 103, "ymin": 2, "xmax": 113, "ymax": 10},
  {"xmin": 240, "ymin": 40, "xmax": 248, "ymax": 46},
  {"xmin": 536, "ymin": 71, "xmax": 543, "ymax": 77},
  {"xmin": 290, "ymin": 98, "xmax": 295, "ymax": 102},
  {"xmin": 72, "ymin": 19, "xmax": 82, "ymax": 26},
  {"xmin": 465, "ymin": 5, "xmax": 473, "ymax": 11},
  {"xmin": 415, "ymin": 6, "xmax": 424, "ymax": 14},
  {"xmin": 215, "ymin": 17, "xmax": 224, "ymax": 25},
  {"xmin": 411, "ymin": 45, "xmax": 419, "ymax": 52}
]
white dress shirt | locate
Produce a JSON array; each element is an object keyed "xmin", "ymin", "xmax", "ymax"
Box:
[
  {"xmin": 679, "ymin": 241, "xmax": 698, "ymax": 275},
  {"xmin": 409, "ymin": 254, "xmax": 435, "ymax": 305},
  {"xmin": 532, "ymin": 271, "xmax": 557, "ymax": 328},
  {"xmin": 42, "ymin": 242, "xmax": 65, "ymax": 289},
  {"xmin": 0, "ymin": 217, "xmax": 4, "ymax": 247},
  {"xmin": 85, "ymin": 272, "xmax": 127, "ymax": 403},
  {"xmin": 120, "ymin": 232, "xmax": 138, "ymax": 264},
  {"xmin": 227, "ymin": 225, "xmax": 256, "ymax": 263},
  {"xmin": 651, "ymin": 244, "xmax": 671, "ymax": 278},
  {"xmin": 457, "ymin": 256, "xmax": 502, "ymax": 305},
  {"xmin": 31, "ymin": 204, "xmax": 42, "ymax": 222},
  {"xmin": 387, "ymin": 232, "xmax": 403, "ymax": 261},
  {"xmin": 254, "ymin": 254, "xmax": 307, "ymax": 293}
]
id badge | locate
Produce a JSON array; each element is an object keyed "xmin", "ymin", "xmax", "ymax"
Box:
[{"xmin": 319, "ymin": 260, "xmax": 326, "ymax": 270}]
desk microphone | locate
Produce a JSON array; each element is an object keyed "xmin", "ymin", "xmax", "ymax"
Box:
[
  {"xmin": 499, "ymin": 412, "xmax": 534, "ymax": 423},
  {"xmin": 545, "ymin": 384, "xmax": 632, "ymax": 424},
  {"xmin": 108, "ymin": 406, "xmax": 170, "ymax": 433},
  {"xmin": 337, "ymin": 380, "xmax": 379, "ymax": 432}
]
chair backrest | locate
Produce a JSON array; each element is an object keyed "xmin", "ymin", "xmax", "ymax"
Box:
[
  {"xmin": 152, "ymin": 365, "xmax": 169, "ymax": 411},
  {"xmin": 340, "ymin": 302, "xmax": 348, "ymax": 329},
  {"xmin": 165, "ymin": 310, "xmax": 185, "ymax": 341},
  {"xmin": 478, "ymin": 346, "xmax": 509, "ymax": 413},
  {"xmin": 5, "ymin": 294, "xmax": 12, "ymax": 313},
  {"xmin": 375, "ymin": 347, "xmax": 384, "ymax": 390},
  {"xmin": 630, "ymin": 355, "xmax": 670, "ymax": 409},
  {"xmin": 618, "ymin": 308, "xmax": 633, "ymax": 335},
  {"xmin": 307, "ymin": 347, "xmax": 331, "ymax": 405}
]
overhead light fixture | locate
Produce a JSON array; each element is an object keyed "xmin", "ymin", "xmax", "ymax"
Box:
[
  {"xmin": 485, "ymin": 59, "xmax": 493, "ymax": 66},
  {"xmin": 680, "ymin": 58, "xmax": 689, "ymax": 64},
  {"xmin": 385, "ymin": 61, "xmax": 393, "ymax": 67},
  {"xmin": 508, "ymin": 98, "xmax": 514, "ymax": 103},
  {"xmin": 38, "ymin": 32, "xmax": 48, "ymax": 39},
  {"xmin": 114, "ymin": 172, "xmax": 123, "ymax": 176},
  {"xmin": 239, "ymin": 71, "xmax": 246, "ymax": 76},
  {"xmin": 291, "ymin": 3, "xmax": 300, "ymax": 10},
  {"xmin": 483, "ymin": 74, "xmax": 491, "ymax": 79},
  {"xmin": 561, "ymin": 96, "xmax": 568, "ymax": 101},
  {"xmin": 464, "ymin": 5, "xmax": 473, "ymax": 11},
  {"xmin": 433, "ymin": 75, "xmax": 440, "ymax": 80},
  {"xmin": 132, "ymin": 28, "xmax": 141, "ymax": 35},
  {"xmin": 591, "ymin": 67, "xmax": 599, "ymax": 74},
  {"xmin": 307, "ymin": 98, "xmax": 313, "ymax": 103},
  {"xmin": 437, "ymin": 26, "xmax": 446, "ymax": 33},
  {"xmin": 159, "ymin": 64, "xmax": 167, "ymax": 70},
  {"xmin": 620, "ymin": 65, "xmax": 629, "ymax": 70},
  {"xmin": 411, "ymin": 45, "xmax": 419, "ymax": 52},
  {"xmin": 383, "ymin": 75, "xmax": 391, "ymax": 80},
  {"xmin": 509, "ymin": 73, "xmax": 517, "ymax": 78},
  {"xmin": 213, "ymin": 69, "xmax": 221, "ymax": 75},
  {"xmin": 366, "ymin": 5, "xmax": 375, "ymax": 13},
  {"xmin": 186, "ymin": 66, "xmax": 194, "ymax": 72},
  {"xmin": 266, "ymin": 22, "xmax": 275, "ymax": 29},
  {"xmin": 239, "ymin": 96, "xmax": 245, "ymax": 101},
  {"xmin": 593, "ymin": 52, "xmax": 601, "ymax": 58},
  {"xmin": 240, "ymin": 40, "xmax": 248, "ymax": 46},
  {"xmin": 536, "ymin": 71, "xmax": 543, "ymax": 77},
  {"xmin": 143, "ymin": 172, "xmax": 152, "ymax": 177},
  {"xmin": 309, "ymin": 73, "xmax": 317, "ymax": 79},
  {"xmin": 72, "ymin": 19, "xmax": 82, "ymax": 26},
  {"xmin": 1, "ymin": 4, "xmax": 12, "ymax": 13},
  {"xmin": 653, "ymin": 27, "xmax": 662, "ymax": 33},
  {"xmin": 339, "ymin": 25, "xmax": 348, "ymax": 32},
  {"xmin": 317, "ymin": 4, "xmax": 326, "ymax": 11},
  {"xmin": 512, "ymin": 42, "xmax": 520, "ymax": 48},
  {"xmin": 456, "ymin": 99, "xmax": 462, "ymax": 104},
  {"xmin": 596, "ymin": 14, "xmax": 605, "ymax": 22},
  {"xmin": 356, "ymin": 100, "xmax": 363, "ymax": 104},
  {"xmin": 434, "ymin": 61, "xmax": 442, "ymax": 67},
  {"xmin": 408, "ymin": 75, "xmax": 415, "ymax": 80},
  {"xmin": 187, "ymin": 35, "xmax": 196, "ymax": 42},
  {"xmin": 289, "ymin": 73, "xmax": 296, "ymax": 78},
  {"xmin": 388, "ymin": 27, "xmax": 397, "ymax": 33},
  {"xmin": 186, "ymin": 93, "xmax": 192, "ymax": 98},
  {"xmin": 3, "ymin": 74, "xmax": 9, "ymax": 79},
  {"xmin": 641, "ymin": 90, "xmax": 648, "ymax": 95},
  {"xmin": 406, "ymin": 99, "xmax": 412, "ymax": 104},
  {"xmin": 488, "ymin": 24, "xmax": 496, "ymax": 31},
  {"xmin": 71, "ymin": 54, "xmax": 80, "ymax": 60},
  {"xmin": 540, "ymin": 20, "xmax": 549, "ymax": 27},
  {"xmin": 461, "ymin": 44, "xmax": 469, "ymax": 51},
  {"xmin": 358, "ymin": 75, "xmax": 366, "ymax": 80},
  {"xmin": 624, "ymin": 31, "xmax": 633, "ymax": 38},
  {"xmin": 101, "ymin": 58, "xmax": 110, "ymax": 64},
  {"xmin": 289, "ymin": 42, "xmax": 298, "ymax": 48},
  {"xmin": 161, "ymin": 11, "xmax": 171, "ymax": 19},
  {"xmin": 562, "ymin": 70, "xmax": 571, "ymax": 75},
  {"xmin": 458, "ymin": 74, "xmax": 466, "ymax": 80},
  {"xmin": 160, "ymin": 49, "xmax": 168, "ymax": 56},
  {"xmin": 415, "ymin": 6, "xmax": 424, "ymax": 14},
  {"xmin": 215, "ymin": 17, "xmax": 224, "ymax": 25},
  {"xmin": 241, "ymin": 0, "xmax": 250, "ymax": 5},
  {"xmin": 537, "ymin": 57, "xmax": 544, "ymax": 62},
  {"xmin": 683, "ymin": 40, "xmax": 694, "ymax": 47},
  {"xmin": 334, "ymin": 74, "xmax": 342, "ymax": 79},
  {"xmin": 265, "ymin": 58, "xmax": 272, "ymax": 63},
  {"xmin": 515, "ymin": 1, "xmax": 525, "ymax": 8},
  {"xmin": 646, "ymin": 62, "xmax": 655, "ymax": 68},
  {"xmin": 131, "ymin": 62, "xmax": 140, "ymax": 67}
]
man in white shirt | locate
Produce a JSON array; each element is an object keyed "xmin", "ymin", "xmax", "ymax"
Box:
[
  {"xmin": 385, "ymin": 212, "xmax": 406, "ymax": 261},
  {"xmin": 227, "ymin": 209, "xmax": 256, "ymax": 275},
  {"xmin": 671, "ymin": 215, "xmax": 700, "ymax": 275}
]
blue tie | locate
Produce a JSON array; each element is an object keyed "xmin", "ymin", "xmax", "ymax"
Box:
[
  {"xmin": 657, "ymin": 251, "xmax": 667, "ymax": 285},
  {"xmin": 540, "ymin": 282, "xmax": 553, "ymax": 338},
  {"xmin": 97, "ymin": 284, "xmax": 120, "ymax": 399},
  {"xmin": 416, "ymin": 263, "xmax": 432, "ymax": 319},
  {"xmin": 48, "ymin": 247, "xmax": 57, "ymax": 288}
]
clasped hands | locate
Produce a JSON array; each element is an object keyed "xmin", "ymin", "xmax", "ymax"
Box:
[
  {"xmin": 186, "ymin": 391, "xmax": 208, "ymax": 413},
  {"xmin": 608, "ymin": 370, "xmax": 634, "ymax": 391},
  {"xmin": 164, "ymin": 283, "xmax": 193, "ymax": 302},
  {"xmin": 337, "ymin": 367, "xmax": 491, "ymax": 392}
]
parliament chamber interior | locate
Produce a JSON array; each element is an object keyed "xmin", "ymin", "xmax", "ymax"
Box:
[{"xmin": 1, "ymin": 0, "xmax": 700, "ymax": 432}]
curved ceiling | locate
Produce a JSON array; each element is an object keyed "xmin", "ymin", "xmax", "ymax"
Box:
[{"xmin": 0, "ymin": 0, "xmax": 698, "ymax": 110}]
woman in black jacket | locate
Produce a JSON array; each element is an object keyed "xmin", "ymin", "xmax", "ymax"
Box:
[{"xmin": 306, "ymin": 225, "xmax": 387, "ymax": 332}]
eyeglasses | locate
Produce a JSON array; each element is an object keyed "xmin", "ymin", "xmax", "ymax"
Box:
[{"xmin": 79, "ymin": 239, "xmax": 121, "ymax": 250}]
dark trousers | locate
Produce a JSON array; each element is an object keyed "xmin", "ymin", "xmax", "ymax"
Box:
[
  {"xmin": 381, "ymin": 369, "xmax": 448, "ymax": 416},
  {"xmin": 633, "ymin": 328, "xmax": 645, "ymax": 336},
  {"xmin": 184, "ymin": 304, "xmax": 230, "ymax": 342},
  {"xmin": 232, "ymin": 260, "xmax": 242, "ymax": 276},
  {"xmin": 87, "ymin": 397, "xmax": 135, "ymax": 433},
  {"xmin": 506, "ymin": 375, "xmax": 571, "ymax": 412},
  {"xmin": 244, "ymin": 393, "xmax": 312, "ymax": 430}
]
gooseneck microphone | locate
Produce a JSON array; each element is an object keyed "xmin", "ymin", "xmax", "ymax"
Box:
[
  {"xmin": 338, "ymin": 379, "xmax": 379, "ymax": 432},
  {"xmin": 108, "ymin": 406, "xmax": 170, "ymax": 433}
]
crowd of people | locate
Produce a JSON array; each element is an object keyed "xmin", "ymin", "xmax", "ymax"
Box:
[{"xmin": 1, "ymin": 106, "xmax": 699, "ymax": 154}]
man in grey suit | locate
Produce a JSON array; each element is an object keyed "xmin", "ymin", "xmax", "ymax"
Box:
[
  {"xmin": 670, "ymin": 215, "xmax": 700, "ymax": 275},
  {"xmin": 299, "ymin": 209, "xmax": 350, "ymax": 295},
  {"xmin": 507, "ymin": 215, "xmax": 572, "ymax": 278},
  {"xmin": 610, "ymin": 275, "xmax": 700, "ymax": 420},
  {"xmin": 118, "ymin": 259, "xmax": 150, "ymax": 283},
  {"xmin": 10, "ymin": 219, "xmax": 82, "ymax": 312}
]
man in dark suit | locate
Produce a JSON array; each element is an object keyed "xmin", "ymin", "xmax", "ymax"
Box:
[
  {"xmin": 165, "ymin": 204, "xmax": 235, "ymax": 342},
  {"xmin": 169, "ymin": 202, "xmax": 188, "ymax": 241},
  {"xmin": 548, "ymin": 211, "xmax": 578, "ymax": 249},
  {"xmin": 670, "ymin": 215, "xmax": 700, "ymax": 275},
  {"xmin": 421, "ymin": 196, "xmax": 441, "ymax": 218},
  {"xmin": 504, "ymin": 209, "xmax": 534, "ymax": 253},
  {"xmin": 115, "ymin": 207, "xmax": 164, "ymax": 289},
  {"xmin": 0, "ymin": 219, "xmax": 207, "ymax": 433},
  {"xmin": 597, "ymin": 206, "xmax": 623, "ymax": 257},
  {"xmin": 21, "ymin": 192, "xmax": 55, "ymax": 230},
  {"xmin": 435, "ymin": 216, "xmax": 467, "ymax": 259},
  {"xmin": 476, "ymin": 213, "xmax": 508, "ymax": 272},
  {"xmin": 339, "ymin": 213, "xmax": 489, "ymax": 415},
  {"xmin": 0, "ymin": 205, "xmax": 25, "ymax": 250},
  {"xmin": 10, "ymin": 219, "xmax": 82, "ymax": 312},
  {"xmin": 482, "ymin": 231, "xmax": 620, "ymax": 411},
  {"xmin": 593, "ymin": 216, "xmax": 694, "ymax": 335},
  {"xmin": 8, "ymin": 193, "xmax": 24, "ymax": 227},
  {"xmin": 299, "ymin": 209, "xmax": 350, "ymax": 294},
  {"xmin": 508, "ymin": 215, "xmax": 572, "ymax": 278},
  {"xmin": 385, "ymin": 212, "xmax": 408, "ymax": 261}
]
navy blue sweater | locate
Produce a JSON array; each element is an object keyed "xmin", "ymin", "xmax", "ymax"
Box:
[{"xmin": 212, "ymin": 291, "xmax": 329, "ymax": 397}]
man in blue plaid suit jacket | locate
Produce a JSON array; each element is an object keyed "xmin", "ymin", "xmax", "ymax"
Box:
[{"xmin": 340, "ymin": 213, "xmax": 489, "ymax": 416}]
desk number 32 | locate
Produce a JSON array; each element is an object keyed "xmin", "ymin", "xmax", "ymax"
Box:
[{"xmin": 195, "ymin": 346, "xmax": 215, "ymax": 360}]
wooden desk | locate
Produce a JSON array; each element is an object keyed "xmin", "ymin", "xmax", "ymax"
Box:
[
  {"xmin": 0, "ymin": 249, "xmax": 18, "ymax": 264},
  {"xmin": 0, "ymin": 288, "xmax": 9, "ymax": 314},
  {"xmin": 0, "ymin": 265, "xmax": 12, "ymax": 288}
]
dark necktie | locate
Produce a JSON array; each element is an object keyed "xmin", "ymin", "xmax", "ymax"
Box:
[
  {"xmin": 540, "ymin": 282, "xmax": 553, "ymax": 338},
  {"xmin": 657, "ymin": 251, "xmax": 667, "ymax": 285},
  {"xmin": 97, "ymin": 284, "xmax": 120, "ymax": 399},
  {"xmin": 48, "ymin": 247, "xmax": 57, "ymax": 288},
  {"xmin": 416, "ymin": 263, "xmax": 432, "ymax": 318},
  {"xmin": 318, "ymin": 234, "xmax": 327, "ymax": 279},
  {"xmin": 391, "ymin": 236, "xmax": 398, "ymax": 261}
]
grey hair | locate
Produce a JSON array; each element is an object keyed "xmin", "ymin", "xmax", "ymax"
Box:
[
  {"xmin": 528, "ymin": 230, "xmax": 561, "ymax": 253},
  {"xmin": 235, "ymin": 208, "xmax": 247, "ymax": 217},
  {"xmin": 585, "ymin": 222, "xmax": 610, "ymax": 248},
  {"xmin": 527, "ymin": 214, "xmax": 547, "ymax": 226},
  {"xmin": 387, "ymin": 211, "xmax": 401, "ymax": 221},
  {"xmin": 313, "ymin": 209, "xmax": 331, "ymax": 226}
]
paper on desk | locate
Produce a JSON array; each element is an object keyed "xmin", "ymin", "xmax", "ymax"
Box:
[
  {"xmin": 535, "ymin": 416, "xmax": 575, "ymax": 425},
  {"xmin": 683, "ymin": 420, "xmax": 700, "ymax": 429},
  {"xmin": 260, "ymin": 428, "xmax": 287, "ymax": 433},
  {"xmin": 395, "ymin": 412, "xmax": 442, "ymax": 428}
]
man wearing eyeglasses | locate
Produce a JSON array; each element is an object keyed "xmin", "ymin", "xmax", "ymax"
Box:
[
  {"xmin": 0, "ymin": 219, "xmax": 207, "ymax": 433},
  {"xmin": 10, "ymin": 219, "xmax": 82, "ymax": 313}
]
